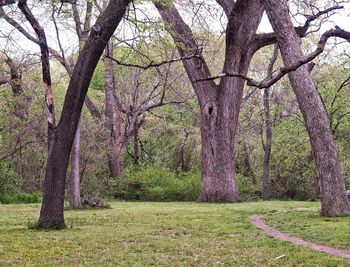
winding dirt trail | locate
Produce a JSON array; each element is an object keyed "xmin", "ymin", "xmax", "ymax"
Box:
[{"xmin": 250, "ymin": 215, "xmax": 350, "ymax": 262}]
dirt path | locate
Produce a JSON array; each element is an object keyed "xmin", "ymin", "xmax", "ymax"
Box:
[{"xmin": 250, "ymin": 215, "xmax": 350, "ymax": 261}]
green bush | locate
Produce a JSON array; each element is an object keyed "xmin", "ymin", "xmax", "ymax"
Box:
[
  {"xmin": 0, "ymin": 193, "xmax": 41, "ymax": 204},
  {"xmin": 114, "ymin": 166, "xmax": 261, "ymax": 202},
  {"xmin": 114, "ymin": 166, "xmax": 200, "ymax": 201},
  {"xmin": 236, "ymin": 174, "xmax": 261, "ymax": 201}
]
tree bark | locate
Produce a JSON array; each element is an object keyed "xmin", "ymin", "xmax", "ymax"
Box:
[
  {"xmin": 155, "ymin": 0, "xmax": 264, "ymax": 202},
  {"xmin": 69, "ymin": 121, "xmax": 82, "ymax": 208},
  {"xmin": 264, "ymin": 0, "xmax": 350, "ymax": 216},
  {"xmin": 38, "ymin": 0, "xmax": 131, "ymax": 228}
]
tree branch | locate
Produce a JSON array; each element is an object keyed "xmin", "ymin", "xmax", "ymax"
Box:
[
  {"xmin": 254, "ymin": 5, "xmax": 344, "ymax": 51},
  {"xmin": 196, "ymin": 26, "xmax": 350, "ymax": 89},
  {"xmin": 105, "ymin": 53, "xmax": 202, "ymax": 70}
]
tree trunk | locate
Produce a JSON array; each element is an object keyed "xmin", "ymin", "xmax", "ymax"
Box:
[
  {"xmin": 133, "ymin": 124, "xmax": 139, "ymax": 166},
  {"xmin": 264, "ymin": 0, "xmax": 350, "ymax": 216},
  {"xmin": 262, "ymin": 45, "xmax": 278, "ymax": 200},
  {"xmin": 70, "ymin": 121, "xmax": 82, "ymax": 208},
  {"xmin": 104, "ymin": 41, "xmax": 126, "ymax": 179},
  {"xmin": 262, "ymin": 87, "xmax": 272, "ymax": 200},
  {"xmin": 155, "ymin": 0, "xmax": 264, "ymax": 202},
  {"xmin": 38, "ymin": 0, "xmax": 131, "ymax": 228},
  {"xmin": 198, "ymin": 101, "xmax": 239, "ymax": 201},
  {"xmin": 107, "ymin": 148, "xmax": 122, "ymax": 178},
  {"xmin": 242, "ymin": 137, "xmax": 256, "ymax": 184}
]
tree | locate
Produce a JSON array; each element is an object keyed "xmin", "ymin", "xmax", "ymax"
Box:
[
  {"xmin": 154, "ymin": 0, "xmax": 265, "ymax": 201},
  {"xmin": 263, "ymin": 0, "xmax": 350, "ymax": 216},
  {"xmin": 38, "ymin": 0, "xmax": 132, "ymax": 228}
]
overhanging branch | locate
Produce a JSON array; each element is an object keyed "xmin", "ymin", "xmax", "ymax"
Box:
[{"xmin": 196, "ymin": 26, "xmax": 350, "ymax": 89}]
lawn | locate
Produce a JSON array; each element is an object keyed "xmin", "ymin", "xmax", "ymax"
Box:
[{"xmin": 0, "ymin": 201, "xmax": 349, "ymax": 266}]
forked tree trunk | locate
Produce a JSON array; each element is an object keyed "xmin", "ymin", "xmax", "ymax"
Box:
[
  {"xmin": 155, "ymin": 0, "xmax": 264, "ymax": 202},
  {"xmin": 264, "ymin": 0, "xmax": 350, "ymax": 216},
  {"xmin": 39, "ymin": 0, "xmax": 131, "ymax": 228},
  {"xmin": 70, "ymin": 121, "xmax": 82, "ymax": 208}
]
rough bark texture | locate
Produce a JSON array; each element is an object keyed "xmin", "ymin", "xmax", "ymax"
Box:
[
  {"xmin": 38, "ymin": 0, "xmax": 131, "ymax": 228},
  {"xmin": 155, "ymin": 0, "xmax": 264, "ymax": 202},
  {"xmin": 264, "ymin": 0, "xmax": 350, "ymax": 216}
]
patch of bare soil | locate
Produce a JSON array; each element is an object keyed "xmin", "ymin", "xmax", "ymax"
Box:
[{"xmin": 250, "ymin": 215, "xmax": 350, "ymax": 262}]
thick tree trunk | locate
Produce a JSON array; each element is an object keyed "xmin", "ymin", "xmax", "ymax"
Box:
[
  {"xmin": 38, "ymin": 0, "xmax": 131, "ymax": 228},
  {"xmin": 264, "ymin": 0, "xmax": 350, "ymax": 216},
  {"xmin": 198, "ymin": 101, "xmax": 239, "ymax": 201},
  {"xmin": 70, "ymin": 121, "xmax": 82, "ymax": 208},
  {"xmin": 155, "ymin": 0, "xmax": 264, "ymax": 202}
]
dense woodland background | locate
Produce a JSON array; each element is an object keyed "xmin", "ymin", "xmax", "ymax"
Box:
[{"xmin": 0, "ymin": 0, "xmax": 349, "ymax": 205}]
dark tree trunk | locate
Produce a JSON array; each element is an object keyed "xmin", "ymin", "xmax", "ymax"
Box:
[
  {"xmin": 155, "ymin": 0, "xmax": 264, "ymax": 202},
  {"xmin": 264, "ymin": 0, "xmax": 350, "ymax": 216},
  {"xmin": 38, "ymin": 0, "xmax": 131, "ymax": 228}
]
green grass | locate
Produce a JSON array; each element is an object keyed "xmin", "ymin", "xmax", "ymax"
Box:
[{"xmin": 0, "ymin": 201, "xmax": 349, "ymax": 266}]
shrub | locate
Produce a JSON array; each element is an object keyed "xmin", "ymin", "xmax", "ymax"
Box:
[
  {"xmin": 0, "ymin": 193, "xmax": 41, "ymax": 204},
  {"xmin": 236, "ymin": 174, "xmax": 261, "ymax": 201},
  {"xmin": 114, "ymin": 166, "xmax": 200, "ymax": 201}
]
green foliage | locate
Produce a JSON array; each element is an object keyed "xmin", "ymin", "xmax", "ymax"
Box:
[
  {"xmin": 0, "ymin": 193, "xmax": 41, "ymax": 204},
  {"xmin": 0, "ymin": 162, "xmax": 21, "ymax": 196},
  {"xmin": 114, "ymin": 166, "xmax": 200, "ymax": 201},
  {"xmin": 236, "ymin": 174, "xmax": 261, "ymax": 201}
]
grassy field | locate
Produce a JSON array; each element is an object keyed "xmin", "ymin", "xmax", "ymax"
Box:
[{"xmin": 0, "ymin": 201, "xmax": 349, "ymax": 266}]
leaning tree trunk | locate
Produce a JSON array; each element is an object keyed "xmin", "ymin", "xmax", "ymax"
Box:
[
  {"xmin": 38, "ymin": 0, "xmax": 131, "ymax": 228},
  {"xmin": 264, "ymin": 0, "xmax": 350, "ymax": 216}
]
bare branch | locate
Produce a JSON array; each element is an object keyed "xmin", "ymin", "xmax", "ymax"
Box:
[
  {"xmin": 18, "ymin": 0, "xmax": 56, "ymax": 129},
  {"xmin": 254, "ymin": 5, "xmax": 344, "ymax": 51},
  {"xmin": 196, "ymin": 26, "xmax": 350, "ymax": 89},
  {"xmin": 105, "ymin": 53, "xmax": 202, "ymax": 70}
]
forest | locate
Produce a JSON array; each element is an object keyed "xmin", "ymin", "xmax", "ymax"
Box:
[{"xmin": 0, "ymin": 0, "xmax": 350, "ymax": 265}]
